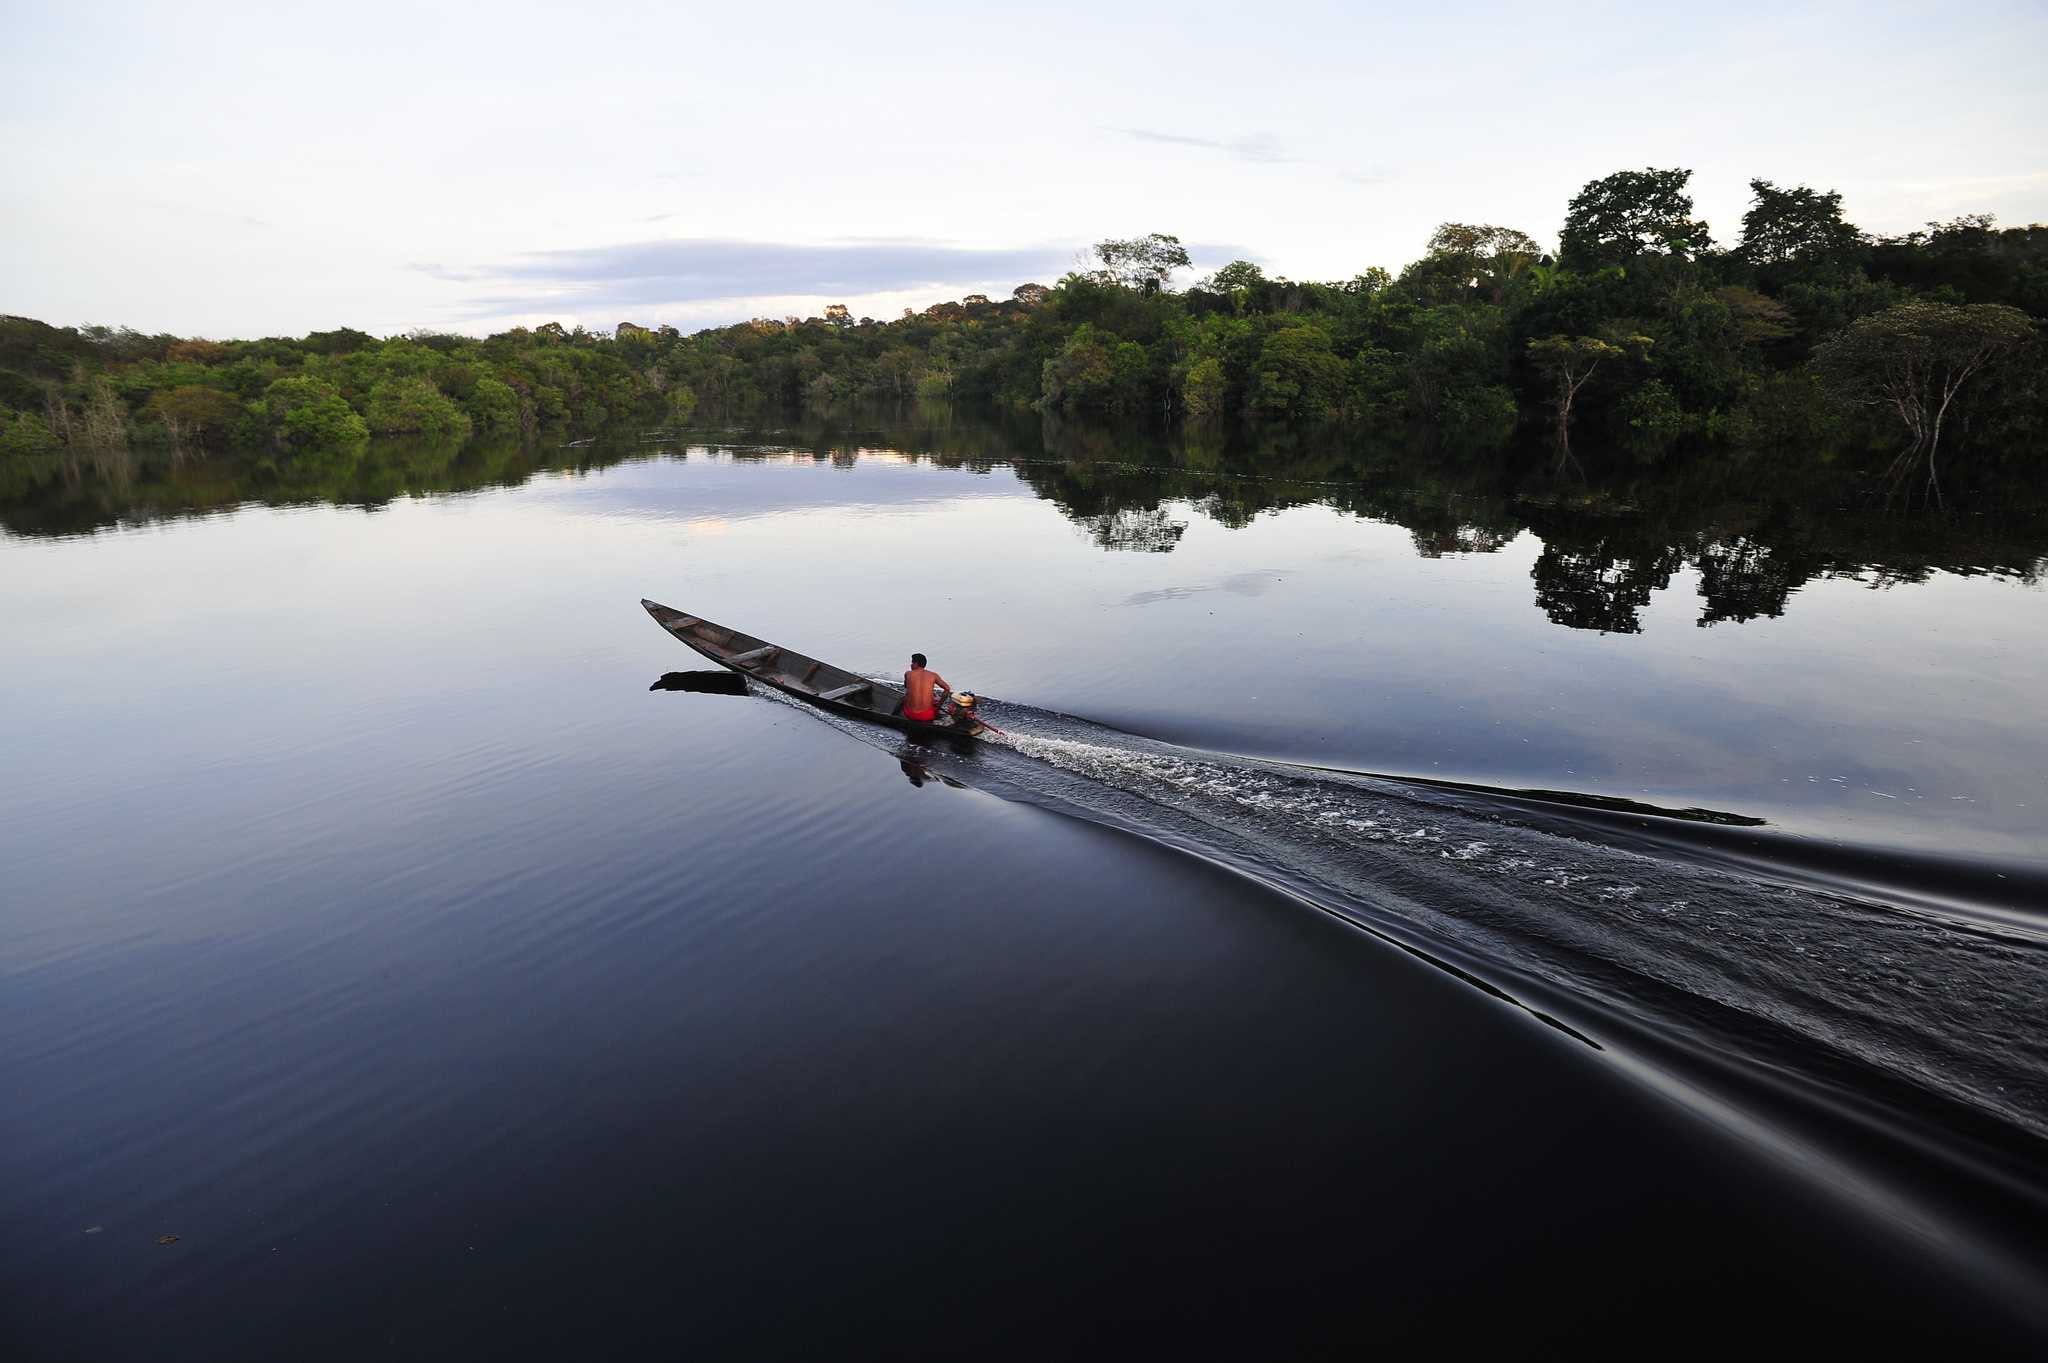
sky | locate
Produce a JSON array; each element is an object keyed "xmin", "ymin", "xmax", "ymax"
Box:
[{"xmin": 2, "ymin": 0, "xmax": 2044, "ymax": 339}]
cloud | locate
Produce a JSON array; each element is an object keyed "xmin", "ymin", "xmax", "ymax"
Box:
[
  {"xmin": 435, "ymin": 239, "xmax": 1081, "ymax": 315},
  {"xmin": 1115, "ymin": 129, "xmax": 1300, "ymax": 164},
  {"xmin": 426, "ymin": 236, "xmax": 1262, "ymax": 323}
]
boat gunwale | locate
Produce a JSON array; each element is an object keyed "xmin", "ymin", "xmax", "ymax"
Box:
[{"xmin": 641, "ymin": 599, "xmax": 982, "ymax": 739}]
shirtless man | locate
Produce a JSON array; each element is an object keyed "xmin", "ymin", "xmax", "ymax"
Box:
[{"xmin": 900, "ymin": 653, "xmax": 951, "ymax": 722}]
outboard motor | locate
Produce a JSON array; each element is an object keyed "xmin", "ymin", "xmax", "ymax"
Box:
[{"xmin": 941, "ymin": 691, "xmax": 985, "ymax": 735}]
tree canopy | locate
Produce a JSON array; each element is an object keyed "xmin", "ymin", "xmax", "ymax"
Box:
[
  {"xmin": 1559, "ymin": 168, "xmax": 1715, "ymax": 268},
  {"xmin": 4, "ymin": 167, "xmax": 2045, "ymax": 491},
  {"xmin": 1811, "ymin": 301, "xmax": 2037, "ymax": 489},
  {"xmin": 1738, "ymin": 180, "xmax": 1864, "ymax": 274},
  {"xmin": 1092, "ymin": 234, "xmax": 1193, "ymax": 293}
]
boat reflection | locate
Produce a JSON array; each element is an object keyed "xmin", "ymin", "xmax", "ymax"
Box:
[
  {"xmin": 649, "ymin": 671, "xmax": 748, "ymax": 695},
  {"xmin": 899, "ymin": 758, "xmax": 964, "ymax": 789}
]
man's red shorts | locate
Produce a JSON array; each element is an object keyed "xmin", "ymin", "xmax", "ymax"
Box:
[{"xmin": 903, "ymin": 707, "xmax": 937, "ymax": 722}]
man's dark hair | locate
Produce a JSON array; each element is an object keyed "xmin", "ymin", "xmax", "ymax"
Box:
[{"xmin": 911, "ymin": 653, "xmax": 927, "ymax": 668}]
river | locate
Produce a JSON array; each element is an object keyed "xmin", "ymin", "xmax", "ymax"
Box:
[{"xmin": 4, "ymin": 409, "xmax": 2045, "ymax": 1355}]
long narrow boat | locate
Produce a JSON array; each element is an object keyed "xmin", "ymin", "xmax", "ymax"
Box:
[{"xmin": 642, "ymin": 599, "xmax": 986, "ymax": 739}]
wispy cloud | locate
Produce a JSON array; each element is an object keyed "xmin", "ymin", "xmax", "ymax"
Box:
[
  {"xmin": 412, "ymin": 235, "xmax": 1262, "ymax": 324},
  {"xmin": 1114, "ymin": 129, "xmax": 1300, "ymax": 164},
  {"xmin": 427, "ymin": 238, "xmax": 1081, "ymax": 315}
]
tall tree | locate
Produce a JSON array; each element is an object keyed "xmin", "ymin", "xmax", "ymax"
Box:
[
  {"xmin": 1427, "ymin": 223, "xmax": 1543, "ymax": 268},
  {"xmin": 1559, "ymin": 168, "xmax": 1712, "ymax": 269},
  {"xmin": 1427, "ymin": 224, "xmax": 1544, "ymax": 301},
  {"xmin": 1811, "ymin": 301, "xmax": 2037, "ymax": 494},
  {"xmin": 1736, "ymin": 180, "xmax": 1864, "ymax": 278},
  {"xmin": 1211, "ymin": 260, "xmax": 1266, "ymax": 290},
  {"xmin": 1527, "ymin": 330, "xmax": 1648, "ymax": 459},
  {"xmin": 1093, "ymin": 234, "xmax": 1193, "ymax": 293}
]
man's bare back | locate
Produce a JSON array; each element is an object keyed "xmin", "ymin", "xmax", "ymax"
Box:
[{"xmin": 902, "ymin": 653, "xmax": 949, "ymax": 721}]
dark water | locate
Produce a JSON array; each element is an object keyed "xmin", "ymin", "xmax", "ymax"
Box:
[{"xmin": 4, "ymin": 411, "xmax": 2047, "ymax": 1355}]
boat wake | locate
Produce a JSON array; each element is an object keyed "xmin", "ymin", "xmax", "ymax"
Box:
[{"xmin": 754, "ymin": 681, "xmax": 2048, "ymax": 1316}]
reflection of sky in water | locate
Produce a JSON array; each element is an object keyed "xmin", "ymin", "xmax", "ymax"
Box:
[
  {"xmin": 6, "ymin": 444, "xmax": 2047, "ymax": 1351},
  {"xmin": 7, "ymin": 450, "xmax": 2043, "ymax": 873},
  {"xmin": 519, "ymin": 451, "xmax": 2046, "ymax": 866},
  {"xmin": 549, "ymin": 447, "xmax": 1022, "ymax": 521}
]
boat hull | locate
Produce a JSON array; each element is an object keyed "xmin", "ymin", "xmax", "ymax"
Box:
[{"xmin": 641, "ymin": 599, "xmax": 984, "ymax": 741}]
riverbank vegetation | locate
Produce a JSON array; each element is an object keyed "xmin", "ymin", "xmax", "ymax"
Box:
[{"xmin": 3, "ymin": 168, "xmax": 2043, "ymax": 501}]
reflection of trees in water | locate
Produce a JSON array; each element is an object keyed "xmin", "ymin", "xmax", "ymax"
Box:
[
  {"xmin": 1531, "ymin": 542, "xmax": 1684, "ymax": 635},
  {"xmin": 1410, "ymin": 522, "xmax": 1515, "ymax": 558},
  {"xmin": 1076, "ymin": 507, "xmax": 1188, "ymax": 552},
  {"xmin": 1694, "ymin": 536, "xmax": 1804, "ymax": 626},
  {"xmin": 0, "ymin": 429, "xmax": 567, "ymax": 537},
  {"xmin": 7, "ymin": 403, "xmax": 2043, "ymax": 636}
]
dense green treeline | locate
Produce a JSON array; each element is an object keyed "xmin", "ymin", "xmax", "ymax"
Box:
[
  {"xmin": 3, "ymin": 167, "xmax": 2043, "ymax": 497},
  {"xmin": 0, "ymin": 318, "xmax": 670, "ymax": 462},
  {"xmin": 617, "ymin": 173, "xmax": 2048, "ymax": 459}
]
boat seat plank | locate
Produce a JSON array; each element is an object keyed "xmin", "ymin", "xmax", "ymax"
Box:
[
  {"xmin": 666, "ymin": 616, "xmax": 701, "ymax": 630},
  {"xmin": 729, "ymin": 645, "xmax": 780, "ymax": 666},
  {"xmin": 819, "ymin": 682, "xmax": 872, "ymax": 701}
]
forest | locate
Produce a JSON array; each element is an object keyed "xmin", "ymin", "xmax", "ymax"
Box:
[{"xmin": 3, "ymin": 168, "xmax": 2044, "ymax": 493}]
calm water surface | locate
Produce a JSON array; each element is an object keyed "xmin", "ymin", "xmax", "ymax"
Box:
[{"xmin": 4, "ymin": 412, "xmax": 2046, "ymax": 1355}]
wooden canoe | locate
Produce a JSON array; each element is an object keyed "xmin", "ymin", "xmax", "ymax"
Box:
[{"xmin": 642, "ymin": 599, "xmax": 986, "ymax": 739}]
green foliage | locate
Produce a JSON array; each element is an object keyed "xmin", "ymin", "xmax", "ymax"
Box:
[
  {"xmin": 1774, "ymin": 274, "xmax": 1907, "ymax": 347},
  {"xmin": 1527, "ymin": 328, "xmax": 1653, "ymax": 449},
  {"xmin": 1560, "ymin": 168, "xmax": 1713, "ymax": 269},
  {"xmin": 264, "ymin": 376, "xmax": 369, "ymax": 447},
  {"xmin": 1212, "ymin": 261, "xmax": 1266, "ymax": 291},
  {"xmin": 363, "ymin": 375, "xmax": 473, "ymax": 439},
  {"xmin": 1811, "ymin": 302, "xmax": 2038, "ymax": 476},
  {"xmin": 1737, "ymin": 180, "xmax": 1865, "ymax": 285},
  {"xmin": 466, "ymin": 374, "xmax": 522, "ymax": 428},
  {"xmin": 1615, "ymin": 378, "xmax": 1685, "ymax": 453},
  {"xmin": 1441, "ymin": 384, "xmax": 1519, "ymax": 441},
  {"xmin": 1403, "ymin": 307, "xmax": 1512, "ymax": 423},
  {"xmin": 0, "ymin": 405, "xmax": 60, "ymax": 456},
  {"xmin": 141, "ymin": 385, "xmax": 244, "ymax": 444},
  {"xmin": 1252, "ymin": 325, "xmax": 1348, "ymax": 417},
  {"xmin": 1726, "ymin": 372, "xmax": 1848, "ymax": 450},
  {"xmin": 1091, "ymin": 234, "xmax": 1192, "ymax": 293},
  {"xmin": 1181, "ymin": 356, "xmax": 1227, "ymax": 417},
  {"xmin": 1041, "ymin": 325, "xmax": 1149, "ymax": 412},
  {"xmin": 1866, "ymin": 216, "xmax": 2048, "ymax": 309},
  {"xmin": 1414, "ymin": 224, "xmax": 1546, "ymax": 306},
  {"xmin": 1348, "ymin": 346, "xmax": 1406, "ymax": 420},
  {"xmin": 3, "ymin": 172, "xmax": 2044, "ymax": 470},
  {"xmin": 1527, "ymin": 334, "xmax": 1628, "ymax": 384}
]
